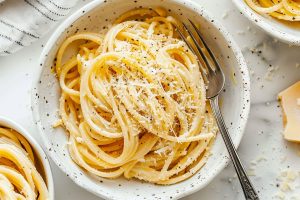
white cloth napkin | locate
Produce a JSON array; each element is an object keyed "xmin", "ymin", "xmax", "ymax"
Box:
[{"xmin": 0, "ymin": 0, "xmax": 78, "ymax": 56}]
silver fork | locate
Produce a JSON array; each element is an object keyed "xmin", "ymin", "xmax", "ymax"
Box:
[{"xmin": 176, "ymin": 20, "xmax": 259, "ymax": 200}]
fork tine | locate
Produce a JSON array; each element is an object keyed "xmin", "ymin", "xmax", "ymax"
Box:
[
  {"xmin": 188, "ymin": 19, "xmax": 221, "ymax": 71},
  {"xmin": 175, "ymin": 25, "xmax": 208, "ymax": 77},
  {"xmin": 175, "ymin": 25, "xmax": 196, "ymax": 54},
  {"xmin": 182, "ymin": 23, "xmax": 214, "ymax": 73}
]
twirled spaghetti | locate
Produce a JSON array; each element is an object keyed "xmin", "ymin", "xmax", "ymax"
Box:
[
  {"xmin": 55, "ymin": 8, "xmax": 218, "ymax": 184},
  {"xmin": 245, "ymin": 0, "xmax": 300, "ymax": 21},
  {"xmin": 0, "ymin": 127, "xmax": 49, "ymax": 199}
]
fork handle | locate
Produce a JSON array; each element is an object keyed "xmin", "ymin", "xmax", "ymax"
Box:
[{"xmin": 210, "ymin": 96, "xmax": 259, "ymax": 200}]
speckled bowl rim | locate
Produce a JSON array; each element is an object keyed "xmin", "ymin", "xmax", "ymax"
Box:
[
  {"xmin": 232, "ymin": 0, "xmax": 300, "ymax": 46},
  {"xmin": 0, "ymin": 116, "xmax": 54, "ymax": 200},
  {"xmin": 31, "ymin": 0, "xmax": 251, "ymax": 199}
]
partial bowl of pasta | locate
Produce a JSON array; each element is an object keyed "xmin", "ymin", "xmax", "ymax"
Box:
[
  {"xmin": 0, "ymin": 116, "xmax": 54, "ymax": 200},
  {"xmin": 232, "ymin": 0, "xmax": 300, "ymax": 45},
  {"xmin": 32, "ymin": 0, "xmax": 250, "ymax": 199}
]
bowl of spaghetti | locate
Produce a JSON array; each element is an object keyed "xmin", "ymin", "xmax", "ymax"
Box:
[
  {"xmin": 32, "ymin": 0, "xmax": 250, "ymax": 199},
  {"xmin": 0, "ymin": 116, "xmax": 54, "ymax": 200},
  {"xmin": 232, "ymin": 0, "xmax": 300, "ymax": 45}
]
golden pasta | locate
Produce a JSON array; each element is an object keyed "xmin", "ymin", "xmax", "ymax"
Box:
[
  {"xmin": 0, "ymin": 127, "xmax": 49, "ymax": 199},
  {"xmin": 55, "ymin": 8, "xmax": 218, "ymax": 185},
  {"xmin": 245, "ymin": 0, "xmax": 300, "ymax": 21}
]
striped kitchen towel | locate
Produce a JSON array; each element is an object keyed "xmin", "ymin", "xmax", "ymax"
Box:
[{"xmin": 0, "ymin": 0, "xmax": 79, "ymax": 56}]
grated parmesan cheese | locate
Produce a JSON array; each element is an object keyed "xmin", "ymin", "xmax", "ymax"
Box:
[
  {"xmin": 280, "ymin": 182, "xmax": 292, "ymax": 192},
  {"xmin": 274, "ymin": 192, "xmax": 285, "ymax": 200},
  {"xmin": 275, "ymin": 169, "xmax": 299, "ymax": 198},
  {"xmin": 76, "ymin": 137, "xmax": 84, "ymax": 144},
  {"xmin": 264, "ymin": 65, "xmax": 279, "ymax": 81},
  {"xmin": 52, "ymin": 119, "xmax": 63, "ymax": 128},
  {"xmin": 287, "ymin": 170, "xmax": 298, "ymax": 181}
]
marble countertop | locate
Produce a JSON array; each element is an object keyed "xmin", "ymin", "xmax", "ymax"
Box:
[{"xmin": 0, "ymin": 0, "xmax": 299, "ymax": 199}]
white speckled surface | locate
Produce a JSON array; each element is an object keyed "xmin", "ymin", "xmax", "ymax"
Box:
[{"xmin": 0, "ymin": 0, "xmax": 299, "ymax": 199}]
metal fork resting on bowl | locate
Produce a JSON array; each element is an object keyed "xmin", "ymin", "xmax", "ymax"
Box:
[{"xmin": 176, "ymin": 20, "xmax": 259, "ymax": 200}]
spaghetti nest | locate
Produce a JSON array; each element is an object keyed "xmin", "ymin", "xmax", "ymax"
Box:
[
  {"xmin": 55, "ymin": 8, "xmax": 218, "ymax": 185},
  {"xmin": 245, "ymin": 0, "xmax": 300, "ymax": 21},
  {"xmin": 0, "ymin": 127, "xmax": 48, "ymax": 200}
]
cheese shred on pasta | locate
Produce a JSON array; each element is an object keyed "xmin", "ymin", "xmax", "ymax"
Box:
[
  {"xmin": 245, "ymin": 0, "xmax": 300, "ymax": 21},
  {"xmin": 0, "ymin": 127, "xmax": 49, "ymax": 199},
  {"xmin": 55, "ymin": 8, "xmax": 218, "ymax": 185}
]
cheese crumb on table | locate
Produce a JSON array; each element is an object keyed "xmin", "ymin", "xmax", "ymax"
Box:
[
  {"xmin": 274, "ymin": 192, "xmax": 285, "ymax": 200},
  {"xmin": 264, "ymin": 65, "xmax": 279, "ymax": 81},
  {"xmin": 276, "ymin": 169, "xmax": 299, "ymax": 198},
  {"xmin": 280, "ymin": 182, "xmax": 291, "ymax": 192}
]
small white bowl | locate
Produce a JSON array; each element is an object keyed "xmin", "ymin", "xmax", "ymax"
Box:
[
  {"xmin": 0, "ymin": 116, "xmax": 54, "ymax": 200},
  {"xmin": 32, "ymin": 0, "xmax": 250, "ymax": 199},
  {"xmin": 232, "ymin": 0, "xmax": 300, "ymax": 45}
]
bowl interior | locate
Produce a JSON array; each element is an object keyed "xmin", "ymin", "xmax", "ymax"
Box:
[
  {"xmin": 232, "ymin": 0, "xmax": 300, "ymax": 45},
  {"xmin": 0, "ymin": 117, "xmax": 54, "ymax": 200},
  {"xmin": 32, "ymin": 0, "xmax": 250, "ymax": 199}
]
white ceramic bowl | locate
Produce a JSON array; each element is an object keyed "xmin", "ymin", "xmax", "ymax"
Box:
[
  {"xmin": 0, "ymin": 116, "xmax": 54, "ymax": 200},
  {"xmin": 32, "ymin": 0, "xmax": 250, "ymax": 199},
  {"xmin": 232, "ymin": 0, "xmax": 300, "ymax": 45}
]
